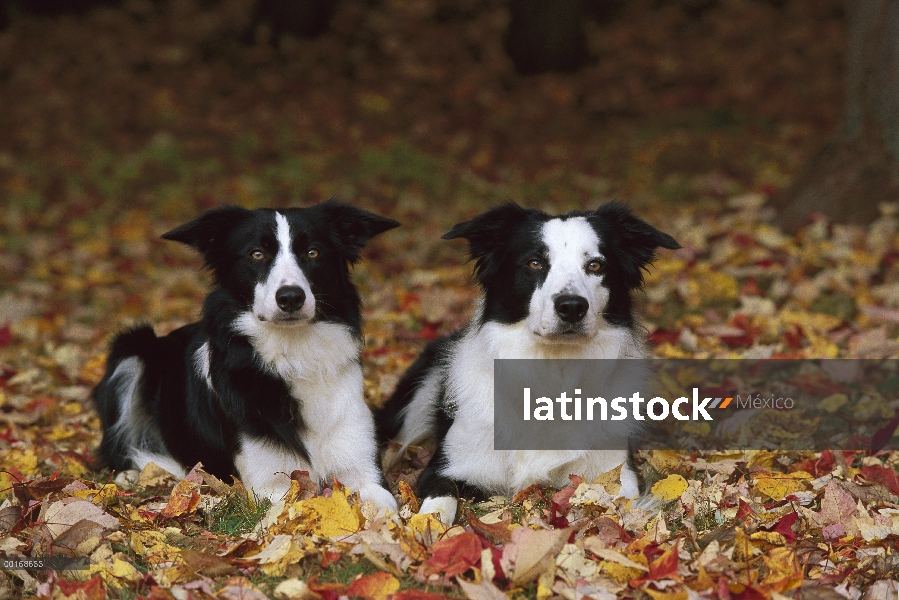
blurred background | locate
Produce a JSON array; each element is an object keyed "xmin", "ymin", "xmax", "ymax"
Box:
[
  {"xmin": 0, "ymin": 0, "xmax": 848, "ymax": 234},
  {"xmin": 2, "ymin": 0, "xmax": 897, "ymax": 399}
]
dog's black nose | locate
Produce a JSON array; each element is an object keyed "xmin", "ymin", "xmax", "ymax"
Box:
[
  {"xmin": 554, "ymin": 295, "xmax": 588, "ymax": 323},
  {"xmin": 275, "ymin": 286, "xmax": 306, "ymax": 312}
]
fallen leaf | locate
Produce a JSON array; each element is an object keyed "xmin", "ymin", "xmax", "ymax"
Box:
[{"xmin": 346, "ymin": 571, "xmax": 400, "ymax": 600}]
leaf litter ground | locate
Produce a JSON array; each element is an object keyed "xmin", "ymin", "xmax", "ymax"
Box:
[{"xmin": 1, "ymin": 0, "xmax": 898, "ymax": 598}]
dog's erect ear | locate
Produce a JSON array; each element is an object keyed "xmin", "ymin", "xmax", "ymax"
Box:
[
  {"xmin": 317, "ymin": 199, "xmax": 400, "ymax": 262},
  {"xmin": 161, "ymin": 205, "xmax": 253, "ymax": 255},
  {"xmin": 442, "ymin": 202, "xmax": 532, "ymax": 259},
  {"xmin": 590, "ymin": 201, "xmax": 681, "ymax": 289}
]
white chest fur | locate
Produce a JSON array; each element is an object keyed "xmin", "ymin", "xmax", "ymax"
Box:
[
  {"xmin": 229, "ymin": 318, "xmax": 394, "ymax": 510},
  {"xmin": 439, "ymin": 321, "xmax": 644, "ymax": 497}
]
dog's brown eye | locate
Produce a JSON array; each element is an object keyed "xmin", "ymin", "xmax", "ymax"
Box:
[
  {"xmin": 528, "ymin": 259, "xmax": 543, "ymax": 270},
  {"xmin": 250, "ymin": 250, "xmax": 265, "ymax": 260},
  {"xmin": 307, "ymin": 248, "xmax": 320, "ymax": 259},
  {"xmin": 587, "ymin": 259, "xmax": 603, "ymax": 273}
]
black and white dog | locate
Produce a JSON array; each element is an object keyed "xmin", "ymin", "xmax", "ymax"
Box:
[
  {"xmin": 377, "ymin": 202, "xmax": 680, "ymax": 524},
  {"xmin": 94, "ymin": 200, "xmax": 399, "ymax": 513}
]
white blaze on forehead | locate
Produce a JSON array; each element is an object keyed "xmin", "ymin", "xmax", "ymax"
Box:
[
  {"xmin": 541, "ymin": 217, "xmax": 602, "ymax": 285},
  {"xmin": 272, "ymin": 212, "xmax": 303, "ymax": 286},
  {"xmin": 252, "ymin": 212, "xmax": 315, "ymax": 320},
  {"xmin": 527, "ymin": 216, "xmax": 608, "ymax": 338}
]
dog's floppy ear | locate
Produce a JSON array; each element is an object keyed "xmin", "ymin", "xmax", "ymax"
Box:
[
  {"xmin": 317, "ymin": 199, "xmax": 400, "ymax": 263},
  {"xmin": 442, "ymin": 202, "xmax": 531, "ymax": 258},
  {"xmin": 161, "ymin": 205, "xmax": 252, "ymax": 255},
  {"xmin": 590, "ymin": 201, "xmax": 681, "ymax": 289}
]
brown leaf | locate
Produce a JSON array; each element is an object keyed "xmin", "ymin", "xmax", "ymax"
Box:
[
  {"xmin": 464, "ymin": 509, "xmax": 513, "ymax": 544},
  {"xmin": 179, "ymin": 549, "xmax": 237, "ymax": 577},
  {"xmin": 51, "ymin": 518, "xmax": 106, "ymax": 556},
  {"xmin": 289, "ymin": 470, "xmax": 318, "ymax": 500},
  {"xmin": 502, "ymin": 526, "xmax": 570, "ymax": 585}
]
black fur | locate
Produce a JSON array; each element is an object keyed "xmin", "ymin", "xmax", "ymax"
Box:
[
  {"xmin": 94, "ymin": 200, "xmax": 399, "ymax": 483},
  {"xmin": 378, "ymin": 201, "xmax": 679, "ymax": 509}
]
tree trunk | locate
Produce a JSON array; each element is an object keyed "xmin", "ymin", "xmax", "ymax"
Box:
[{"xmin": 772, "ymin": 0, "xmax": 899, "ymax": 231}]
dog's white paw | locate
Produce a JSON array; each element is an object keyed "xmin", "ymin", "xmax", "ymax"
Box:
[
  {"xmin": 418, "ymin": 496, "xmax": 458, "ymax": 527},
  {"xmin": 358, "ymin": 483, "xmax": 399, "ymax": 517}
]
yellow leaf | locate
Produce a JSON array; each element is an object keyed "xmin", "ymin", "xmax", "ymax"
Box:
[
  {"xmin": 112, "ymin": 557, "xmax": 139, "ymax": 580},
  {"xmin": 537, "ymin": 566, "xmax": 554, "ymax": 600},
  {"xmin": 598, "ymin": 560, "xmax": 644, "ymax": 584},
  {"xmin": 651, "ymin": 474, "xmax": 688, "ymax": 501},
  {"xmin": 591, "ymin": 463, "xmax": 623, "ymax": 495},
  {"xmin": 645, "ymin": 450, "xmax": 683, "ymax": 472},
  {"xmin": 750, "ymin": 531, "xmax": 786, "ymax": 545},
  {"xmin": 407, "ymin": 512, "xmax": 447, "ymax": 539},
  {"xmin": 73, "ymin": 483, "xmax": 118, "ymax": 506},
  {"xmin": 288, "ymin": 484, "xmax": 363, "ymax": 537},
  {"xmin": 820, "ymin": 393, "xmax": 849, "ymax": 413},
  {"xmin": 754, "ymin": 473, "xmax": 811, "ymax": 501},
  {"xmin": 645, "ymin": 587, "xmax": 689, "ymax": 600},
  {"xmin": 130, "ymin": 530, "xmax": 181, "ymax": 568},
  {"xmin": 779, "ymin": 309, "xmax": 841, "ymax": 333},
  {"xmin": 761, "ymin": 547, "xmax": 802, "ymax": 592}
]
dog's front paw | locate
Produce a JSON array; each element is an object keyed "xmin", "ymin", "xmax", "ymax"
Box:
[
  {"xmin": 358, "ymin": 483, "xmax": 399, "ymax": 517},
  {"xmin": 418, "ymin": 496, "xmax": 458, "ymax": 527}
]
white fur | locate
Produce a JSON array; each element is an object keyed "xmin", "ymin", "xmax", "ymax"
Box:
[
  {"xmin": 397, "ymin": 216, "xmax": 652, "ymax": 525},
  {"xmin": 419, "ymin": 496, "xmax": 459, "ymax": 525},
  {"xmin": 233, "ymin": 306, "xmax": 394, "ymax": 510},
  {"xmin": 252, "ymin": 212, "xmax": 316, "ymax": 322},
  {"xmin": 107, "ymin": 357, "xmax": 187, "ymax": 479},
  {"xmin": 528, "ymin": 217, "xmax": 609, "ymax": 339},
  {"xmin": 193, "ymin": 342, "xmax": 213, "ymax": 391},
  {"xmin": 388, "ymin": 368, "xmax": 442, "ymax": 466},
  {"xmin": 438, "ymin": 320, "xmax": 643, "ymax": 497},
  {"xmin": 231, "ymin": 317, "xmax": 359, "ymax": 382},
  {"xmin": 131, "ymin": 451, "xmax": 188, "ymax": 479}
]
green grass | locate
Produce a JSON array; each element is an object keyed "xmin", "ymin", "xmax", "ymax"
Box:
[{"xmin": 206, "ymin": 491, "xmax": 272, "ymax": 536}]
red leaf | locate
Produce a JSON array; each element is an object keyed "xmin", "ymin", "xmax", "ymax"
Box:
[
  {"xmin": 649, "ymin": 329, "xmax": 681, "ymax": 346},
  {"xmin": 736, "ymin": 499, "xmax": 756, "ymax": 521},
  {"xmin": 550, "ymin": 474, "xmax": 582, "ymax": 517},
  {"xmin": 57, "ymin": 576, "xmax": 106, "ymax": 600},
  {"xmin": 346, "ymin": 572, "xmax": 398, "ymax": 600},
  {"xmin": 308, "ymin": 577, "xmax": 346, "ymax": 600},
  {"xmin": 788, "ymin": 450, "xmax": 834, "ymax": 477},
  {"xmin": 732, "ymin": 585, "xmax": 768, "ymax": 600},
  {"xmin": 0, "ymin": 323, "xmax": 11, "ymax": 348},
  {"xmin": 420, "ymin": 532, "xmax": 483, "ymax": 579},
  {"xmin": 771, "ymin": 511, "xmax": 798, "ymax": 543},
  {"xmin": 861, "ymin": 464, "xmax": 899, "ymax": 496},
  {"xmin": 871, "ymin": 413, "xmax": 899, "ymax": 452},
  {"xmin": 784, "ymin": 325, "xmax": 804, "ymax": 349},
  {"xmin": 721, "ymin": 334, "xmax": 753, "ymax": 348},
  {"xmin": 631, "ymin": 540, "xmax": 679, "ymax": 585}
]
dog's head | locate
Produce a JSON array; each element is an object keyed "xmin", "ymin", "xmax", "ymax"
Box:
[
  {"xmin": 162, "ymin": 200, "xmax": 399, "ymax": 328},
  {"xmin": 443, "ymin": 201, "xmax": 679, "ymax": 341}
]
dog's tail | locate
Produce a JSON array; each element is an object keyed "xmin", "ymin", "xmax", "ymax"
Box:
[{"xmin": 93, "ymin": 326, "xmax": 160, "ymax": 472}]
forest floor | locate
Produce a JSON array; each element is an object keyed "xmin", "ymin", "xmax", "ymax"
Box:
[{"xmin": 1, "ymin": 0, "xmax": 899, "ymax": 598}]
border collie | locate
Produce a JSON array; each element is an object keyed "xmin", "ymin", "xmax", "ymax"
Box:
[
  {"xmin": 94, "ymin": 200, "xmax": 400, "ymax": 513},
  {"xmin": 377, "ymin": 201, "xmax": 680, "ymax": 524}
]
